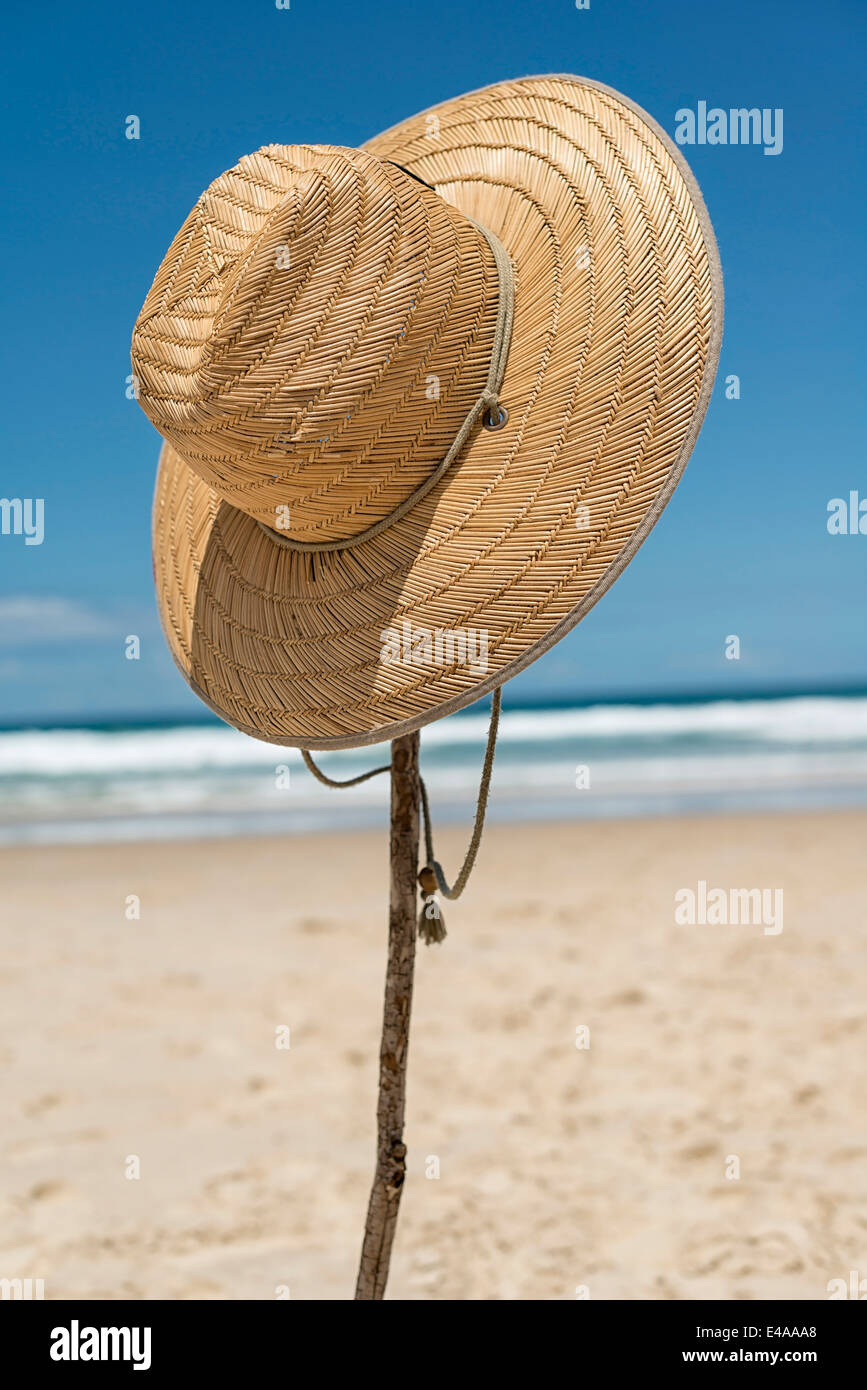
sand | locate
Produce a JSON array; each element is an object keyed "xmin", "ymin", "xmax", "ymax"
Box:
[{"xmin": 1, "ymin": 809, "xmax": 865, "ymax": 1301}]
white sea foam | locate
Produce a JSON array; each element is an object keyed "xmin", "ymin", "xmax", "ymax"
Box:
[
  {"xmin": 0, "ymin": 725, "xmax": 287, "ymax": 776},
  {"xmin": 1, "ymin": 696, "xmax": 865, "ymax": 779},
  {"xmin": 425, "ymin": 696, "xmax": 867, "ymax": 745},
  {"xmin": 1, "ymin": 695, "xmax": 866, "ymax": 843}
]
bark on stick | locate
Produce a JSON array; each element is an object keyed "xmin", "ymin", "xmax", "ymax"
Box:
[{"xmin": 354, "ymin": 730, "xmax": 420, "ymax": 1300}]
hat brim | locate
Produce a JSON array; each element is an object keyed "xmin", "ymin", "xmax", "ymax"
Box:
[{"xmin": 152, "ymin": 75, "xmax": 722, "ymax": 749}]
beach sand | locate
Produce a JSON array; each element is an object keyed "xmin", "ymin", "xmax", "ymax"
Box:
[{"xmin": 1, "ymin": 809, "xmax": 865, "ymax": 1301}]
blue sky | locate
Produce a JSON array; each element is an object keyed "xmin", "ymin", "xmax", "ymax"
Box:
[{"xmin": 1, "ymin": 0, "xmax": 864, "ymax": 724}]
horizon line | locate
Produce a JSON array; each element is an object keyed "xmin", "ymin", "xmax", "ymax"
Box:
[{"xmin": 1, "ymin": 677, "xmax": 866, "ymax": 734}]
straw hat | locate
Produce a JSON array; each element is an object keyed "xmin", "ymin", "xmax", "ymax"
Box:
[{"xmin": 133, "ymin": 75, "xmax": 722, "ymax": 749}]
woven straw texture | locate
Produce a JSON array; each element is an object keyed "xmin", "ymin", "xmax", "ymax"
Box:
[{"xmin": 137, "ymin": 75, "xmax": 722, "ymax": 749}]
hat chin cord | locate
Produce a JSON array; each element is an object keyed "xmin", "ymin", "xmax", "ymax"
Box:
[
  {"xmin": 301, "ymin": 686, "xmax": 501, "ymax": 944},
  {"xmin": 268, "ymin": 205, "xmax": 511, "ymax": 941},
  {"xmin": 254, "ymin": 216, "xmax": 514, "ymax": 555}
]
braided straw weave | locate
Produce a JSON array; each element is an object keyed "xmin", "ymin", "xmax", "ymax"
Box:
[{"xmin": 135, "ymin": 75, "xmax": 722, "ymax": 749}]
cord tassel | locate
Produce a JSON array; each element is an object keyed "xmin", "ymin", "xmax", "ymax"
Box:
[
  {"xmin": 417, "ymin": 864, "xmax": 445, "ymax": 944},
  {"xmin": 418, "ymin": 893, "xmax": 446, "ymax": 945}
]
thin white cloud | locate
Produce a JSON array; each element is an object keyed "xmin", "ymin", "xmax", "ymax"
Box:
[{"xmin": 0, "ymin": 597, "xmax": 118, "ymax": 644}]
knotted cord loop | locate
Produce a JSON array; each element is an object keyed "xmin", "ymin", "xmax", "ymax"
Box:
[{"xmin": 300, "ymin": 688, "xmax": 502, "ymax": 943}]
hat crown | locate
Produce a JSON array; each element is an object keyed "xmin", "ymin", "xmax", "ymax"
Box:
[{"xmin": 132, "ymin": 144, "xmax": 499, "ymax": 542}]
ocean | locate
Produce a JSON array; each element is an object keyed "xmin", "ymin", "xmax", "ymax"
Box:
[{"xmin": 1, "ymin": 691, "xmax": 866, "ymax": 845}]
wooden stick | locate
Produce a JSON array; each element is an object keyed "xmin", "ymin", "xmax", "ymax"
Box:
[{"xmin": 354, "ymin": 730, "xmax": 420, "ymax": 1300}]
